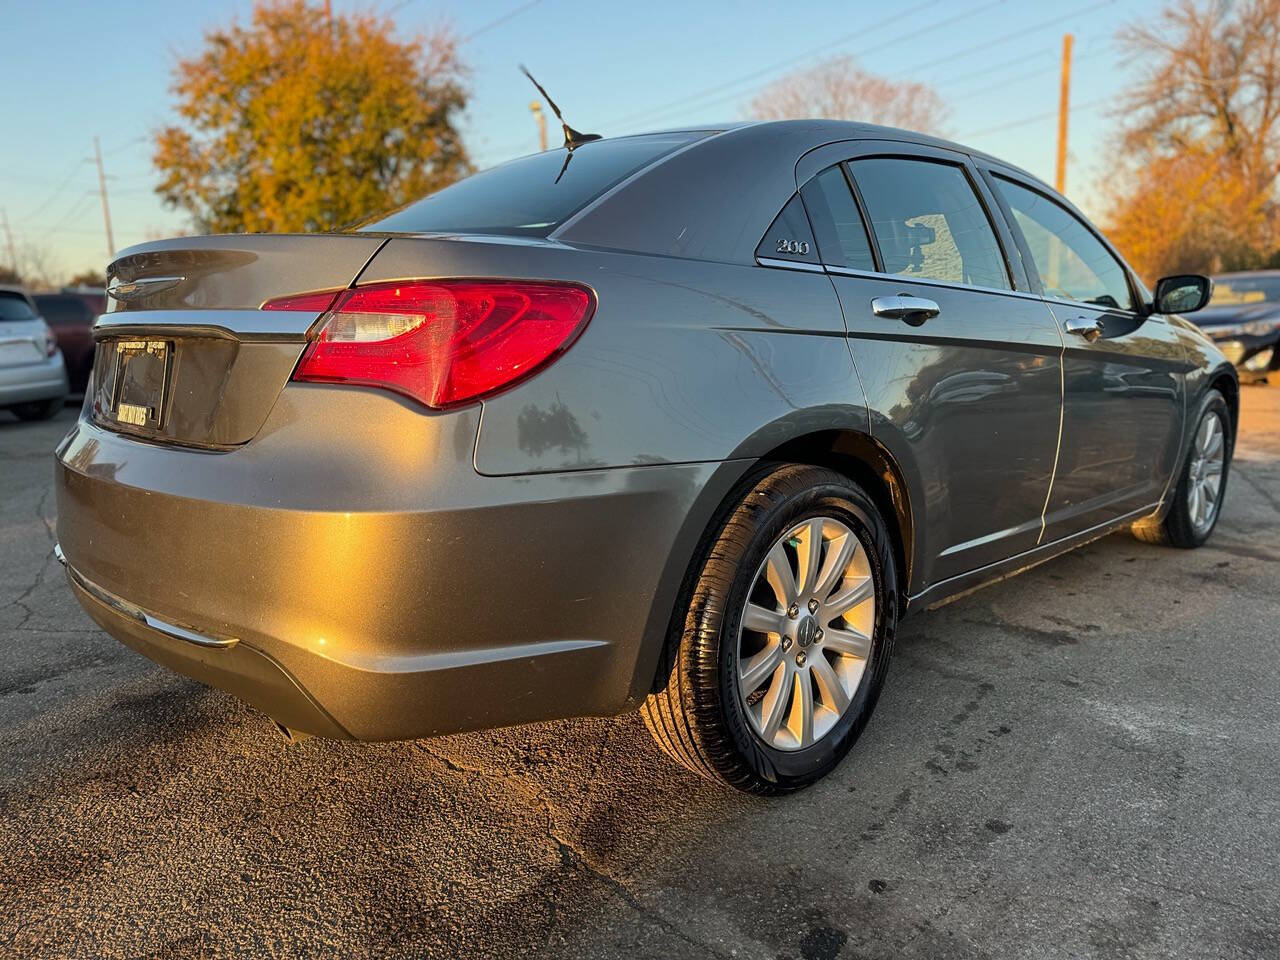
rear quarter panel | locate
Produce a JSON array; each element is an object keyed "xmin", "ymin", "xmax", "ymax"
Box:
[{"xmin": 357, "ymin": 239, "xmax": 868, "ymax": 474}]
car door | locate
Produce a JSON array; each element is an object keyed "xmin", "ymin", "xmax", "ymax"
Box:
[
  {"xmin": 982, "ymin": 169, "xmax": 1187, "ymax": 542},
  {"xmin": 801, "ymin": 142, "xmax": 1065, "ymax": 591}
]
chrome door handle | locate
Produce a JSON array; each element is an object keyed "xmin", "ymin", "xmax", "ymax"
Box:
[
  {"xmin": 871, "ymin": 294, "xmax": 941, "ymax": 325},
  {"xmin": 1064, "ymin": 316, "xmax": 1103, "ymax": 342}
]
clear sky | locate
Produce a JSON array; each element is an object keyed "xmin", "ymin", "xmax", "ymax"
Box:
[{"xmin": 1, "ymin": 0, "xmax": 1166, "ymax": 279}]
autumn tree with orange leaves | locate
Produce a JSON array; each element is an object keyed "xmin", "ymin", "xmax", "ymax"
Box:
[
  {"xmin": 154, "ymin": 0, "xmax": 470, "ymax": 234},
  {"xmin": 1107, "ymin": 0, "xmax": 1280, "ymax": 280}
]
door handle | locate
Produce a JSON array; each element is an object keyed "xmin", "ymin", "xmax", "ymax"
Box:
[
  {"xmin": 871, "ymin": 294, "xmax": 941, "ymax": 325},
  {"xmin": 1064, "ymin": 316, "xmax": 1103, "ymax": 342}
]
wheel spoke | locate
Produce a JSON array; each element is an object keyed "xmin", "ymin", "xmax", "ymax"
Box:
[
  {"xmin": 1190, "ymin": 484, "xmax": 1203, "ymax": 524},
  {"xmin": 812, "ymin": 532, "xmax": 856, "ymax": 602},
  {"xmin": 809, "ymin": 652, "xmax": 849, "ymax": 714},
  {"xmin": 764, "ymin": 541, "xmax": 798, "ymax": 608},
  {"xmin": 823, "ymin": 576, "xmax": 874, "ymax": 620},
  {"xmin": 1204, "ymin": 421, "xmax": 1223, "ymax": 459},
  {"xmin": 795, "ymin": 519, "xmax": 824, "ymax": 597},
  {"xmin": 739, "ymin": 640, "xmax": 783, "ymax": 693},
  {"xmin": 742, "ymin": 602, "xmax": 784, "ymax": 637},
  {"xmin": 1203, "ymin": 458, "xmax": 1224, "ymax": 477},
  {"xmin": 824, "ymin": 626, "xmax": 871, "ymax": 659},
  {"xmin": 1198, "ymin": 415, "xmax": 1213, "ymax": 453},
  {"xmin": 759, "ymin": 661, "xmax": 793, "ymax": 740},
  {"xmin": 792, "ymin": 670, "xmax": 814, "ymax": 748}
]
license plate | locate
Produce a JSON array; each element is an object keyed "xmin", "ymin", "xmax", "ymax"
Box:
[{"xmin": 109, "ymin": 340, "xmax": 172, "ymax": 429}]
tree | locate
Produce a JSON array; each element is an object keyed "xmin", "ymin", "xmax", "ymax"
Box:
[
  {"xmin": 154, "ymin": 0, "xmax": 470, "ymax": 234},
  {"xmin": 748, "ymin": 56, "xmax": 949, "ymax": 134},
  {"xmin": 67, "ymin": 269, "xmax": 105, "ymax": 288},
  {"xmin": 1107, "ymin": 0, "xmax": 1280, "ymax": 278},
  {"xmin": 0, "ymin": 266, "xmax": 20, "ymax": 286}
]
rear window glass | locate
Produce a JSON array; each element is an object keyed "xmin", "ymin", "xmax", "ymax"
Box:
[
  {"xmin": 0, "ymin": 292, "xmax": 36, "ymax": 321},
  {"xmin": 359, "ymin": 132, "xmax": 706, "ymax": 237},
  {"xmin": 34, "ymin": 295, "xmax": 92, "ymax": 326}
]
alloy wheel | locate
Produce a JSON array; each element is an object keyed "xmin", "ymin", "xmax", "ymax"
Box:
[
  {"xmin": 736, "ymin": 516, "xmax": 875, "ymax": 751},
  {"xmin": 1187, "ymin": 411, "xmax": 1226, "ymax": 534}
]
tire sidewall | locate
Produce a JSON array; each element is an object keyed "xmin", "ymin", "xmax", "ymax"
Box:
[
  {"xmin": 1170, "ymin": 390, "xmax": 1233, "ymax": 546},
  {"xmin": 712, "ymin": 473, "xmax": 898, "ymax": 787}
]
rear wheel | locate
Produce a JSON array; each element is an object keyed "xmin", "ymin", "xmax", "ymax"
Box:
[
  {"xmin": 643, "ymin": 464, "xmax": 898, "ymax": 794},
  {"xmin": 1132, "ymin": 390, "xmax": 1232, "ymax": 548},
  {"xmin": 10, "ymin": 397, "xmax": 63, "ymax": 421}
]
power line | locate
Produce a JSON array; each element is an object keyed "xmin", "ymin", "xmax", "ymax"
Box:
[
  {"xmin": 464, "ymin": 0, "xmax": 541, "ymax": 41},
  {"xmin": 14, "ymin": 160, "xmax": 87, "ymax": 224},
  {"xmin": 894, "ymin": 0, "xmax": 1115, "ymax": 81},
  {"xmin": 947, "ymin": 43, "xmax": 1115, "ymax": 104},
  {"xmin": 959, "ymin": 95, "xmax": 1108, "ymax": 140},
  {"xmin": 605, "ymin": 0, "xmax": 953, "ymax": 131}
]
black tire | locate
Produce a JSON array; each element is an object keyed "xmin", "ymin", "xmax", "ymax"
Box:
[
  {"xmin": 642, "ymin": 463, "xmax": 899, "ymax": 794},
  {"xmin": 1132, "ymin": 389, "xmax": 1232, "ymax": 548},
  {"xmin": 10, "ymin": 397, "xmax": 63, "ymax": 422}
]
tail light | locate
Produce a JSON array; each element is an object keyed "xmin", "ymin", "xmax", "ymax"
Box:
[
  {"xmin": 43, "ymin": 326, "xmax": 57, "ymax": 357},
  {"xmin": 266, "ymin": 279, "xmax": 593, "ymax": 409}
]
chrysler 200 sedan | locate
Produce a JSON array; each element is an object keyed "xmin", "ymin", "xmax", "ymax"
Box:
[{"xmin": 54, "ymin": 120, "xmax": 1234, "ymax": 793}]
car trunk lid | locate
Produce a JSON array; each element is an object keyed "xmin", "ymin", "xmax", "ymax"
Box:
[{"xmin": 95, "ymin": 234, "xmax": 386, "ymax": 447}]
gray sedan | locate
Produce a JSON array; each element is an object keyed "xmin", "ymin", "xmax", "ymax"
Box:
[
  {"xmin": 1, "ymin": 286, "xmax": 68, "ymax": 420},
  {"xmin": 53, "ymin": 120, "xmax": 1235, "ymax": 793}
]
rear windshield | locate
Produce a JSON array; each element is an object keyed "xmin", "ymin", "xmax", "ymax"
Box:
[
  {"xmin": 358, "ymin": 132, "xmax": 705, "ymax": 237},
  {"xmin": 34, "ymin": 295, "xmax": 92, "ymax": 326},
  {"xmin": 1209, "ymin": 274, "xmax": 1280, "ymax": 306},
  {"xmin": 0, "ymin": 292, "xmax": 37, "ymax": 322}
]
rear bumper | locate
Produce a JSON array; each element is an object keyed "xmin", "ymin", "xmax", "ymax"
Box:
[
  {"xmin": 0, "ymin": 353, "xmax": 68, "ymax": 405},
  {"xmin": 54, "ymin": 384, "xmax": 740, "ymax": 740}
]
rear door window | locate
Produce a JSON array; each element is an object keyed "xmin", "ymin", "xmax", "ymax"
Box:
[
  {"xmin": 993, "ymin": 177, "xmax": 1133, "ymax": 310},
  {"xmin": 849, "ymin": 158, "xmax": 1011, "ymax": 290},
  {"xmin": 800, "ymin": 166, "xmax": 876, "ymax": 272}
]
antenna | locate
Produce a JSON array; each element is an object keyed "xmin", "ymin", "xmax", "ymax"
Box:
[{"xmin": 519, "ymin": 65, "xmax": 601, "ymax": 151}]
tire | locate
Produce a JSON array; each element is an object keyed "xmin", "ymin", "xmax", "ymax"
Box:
[
  {"xmin": 642, "ymin": 464, "xmax": 899, "ymax": 794},
  {"xmin": 10, "ymin": 397, "xmax": 63, "ymax": 421},
  {"xmin": 1132, "ymin": 389, "xmax": 1232, "ymax": 548}
]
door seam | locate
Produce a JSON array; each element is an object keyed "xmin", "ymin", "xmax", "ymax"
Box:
[{"xmin": 1037, "ymin": 314, "xmax": 1067, "ymax": 545}]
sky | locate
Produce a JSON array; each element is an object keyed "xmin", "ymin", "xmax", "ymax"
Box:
[{"xmin": 0, "ymin": 0, "xmax": 1168, "ymax": 280}]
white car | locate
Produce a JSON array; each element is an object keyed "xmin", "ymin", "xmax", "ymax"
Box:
[{"xmin": 0, "ymin": 286, "xmax": 69, "ymax": 420}]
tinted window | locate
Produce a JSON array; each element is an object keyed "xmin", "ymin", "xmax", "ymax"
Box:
[
  {"xmin": 359, "ymin": 133, "xmax": 704, "ymax": 237},
  {"xmin": 756, "ymin": 193, "xmax": 820, "ymax": 265},
  {"xmin": 851, "ymin": 158, "xmax": 1010, "ymax": 290},
  {"xmin": 1209, "ymin": 274, "xmax": 1280, "ymax": 306},
  {"xmin": 34, "ymin": 295, "xmax": 92, "ymax": 326},
  {"xmin": 995, "ymin": 178, "xmax": 1132, "ymax": 310},
  {"xmin": 800, "ymin": 166, "xmax": 875, "ymax": 271},
  {"xmin": 0, "ymin": 292, "xmax": 37, "ymax": 322}
]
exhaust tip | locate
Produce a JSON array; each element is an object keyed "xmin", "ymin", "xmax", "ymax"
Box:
[{"xmin": 273, "ymin": 720, "xmax": 312, "ymax": 743}]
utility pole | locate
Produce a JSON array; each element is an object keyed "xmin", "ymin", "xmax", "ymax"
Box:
[
  {"xmin": 92, "ymin": 136, "xmax": 115, "ymax": 259},
  {"xmin": 1055, "ymin": 33, "xmax": 1073, "ymax": 195},
  {"xmin": 0, "ymin": 209, "xmax": 16, "ymax": 272},
  {"xmin": 530, "ymin": 100, "xmax": 548, "ymax": 151}
]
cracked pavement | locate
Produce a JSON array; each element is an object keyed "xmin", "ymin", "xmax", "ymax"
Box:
[{"xmin": 1, "ymin": 389, "xmax": 1279, "ymax": 959}]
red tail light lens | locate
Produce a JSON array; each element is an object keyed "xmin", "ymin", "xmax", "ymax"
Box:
[{"xmin": 285, "ymin": 279, "xmax": 594, "ymax": 409}]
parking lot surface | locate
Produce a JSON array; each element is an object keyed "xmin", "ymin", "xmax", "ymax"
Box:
[{"xmin": 1, "ymin": 389, "xmax": 1278, "ymax": 960}]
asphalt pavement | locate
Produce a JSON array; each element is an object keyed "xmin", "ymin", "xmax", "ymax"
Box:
[{"xmin": 1, "ymin": 389, "xmax": 1278, "ymax": 960}]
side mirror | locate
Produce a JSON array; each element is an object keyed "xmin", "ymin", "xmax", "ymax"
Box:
[{"xmin": 1154, "ymin": 274, "xmax": 1213, "ymax": 314}]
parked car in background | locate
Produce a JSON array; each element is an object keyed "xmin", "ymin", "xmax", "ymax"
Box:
[
  {"xmin": 55, "ymin": 121, "xmax": 1235, "ymax": 793},
  {"xmin": 1, "ymin": 286, "xmax": 69, "ymax": 420},
  {"xmin": 33, "ymin": 288, "xmax": 103, "ymax": 392},
  {"xmin": 1193, "ymin": 271, "xmax": 1280, "ymax": 382}
]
